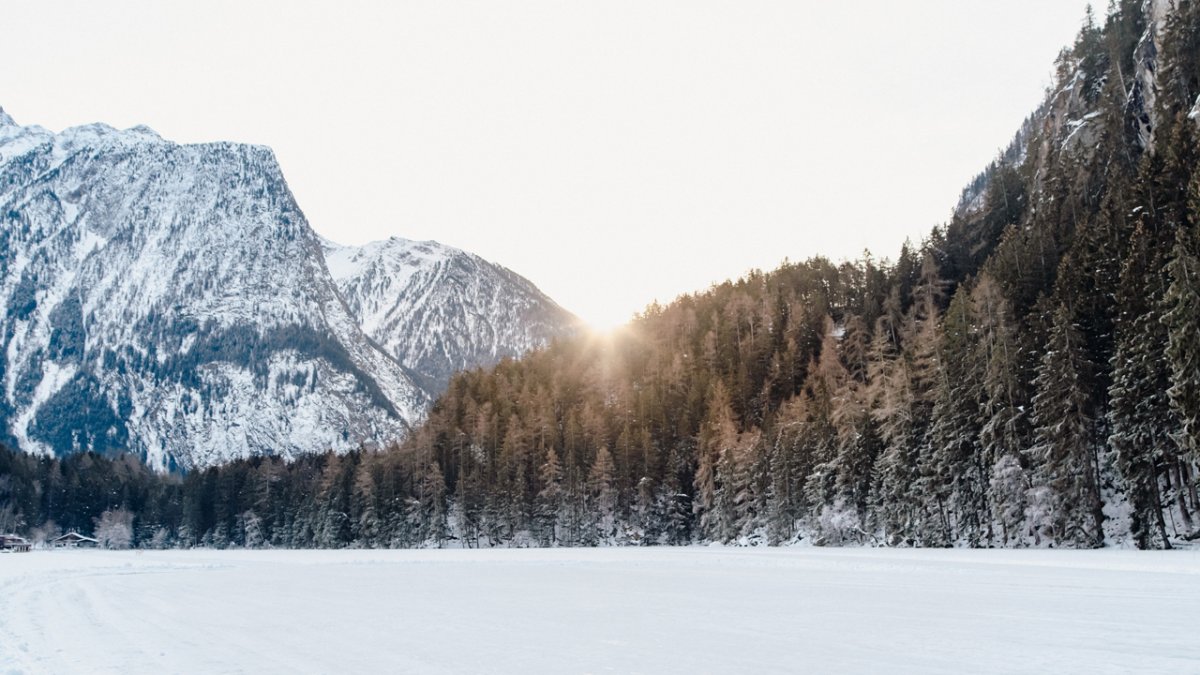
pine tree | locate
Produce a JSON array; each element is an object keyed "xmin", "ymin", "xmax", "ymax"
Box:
[
  {"xmin": 660, "ymin": 444, "xmax": 693, "ymax": 545},
  {"xmin": 764, "ymin": 396, "xmax": 808, "ymax": 544},
  {"xmin": 1161, "ymin": 183, "xmax": 1200, "ymax": 538},
  {"xmin": 1165, "ymin": 223, "xmax": 1200, "ymax": 466},
  {"xmin": 1108, "ymin": 223, "xmax": 1176, "ymax": 548},
  {"xmin": 1030, "ymin": 302, "xmax": 1105, "ymax": 547},
  {"xmin": 730, "ymin": 428, "xmax": 765, "ymax": 542},
  {"xmin": 632, "ymin": 476, "xmax": 657, "ymax": 544},
  {"xmin": 989, "ymin": 453, "xmax": 1028, "ymax": 546},
  {"xmin": 930, "ymin": 285, "xmax": 988, "ymax": 545}
]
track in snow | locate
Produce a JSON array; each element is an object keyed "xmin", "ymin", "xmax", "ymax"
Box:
[{"xmin": 1, "ymin": 547, "xmax": 1197, "ymax": 674}]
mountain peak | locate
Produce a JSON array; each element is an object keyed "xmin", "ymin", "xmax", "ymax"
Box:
[
  {"xmin": 0, "ymin": 106, "xmax": 15, "ymax": 127},
  {"xmin": 0, "ymin": 106, "xmax": 425, "ymax": 468},
  {"xmin": 325, "ymin": 235, "xmax": 579, "ymax": 394},
  {"xmin": 1, "ymin": 105, "xmax": 577, "ymax": 468}
]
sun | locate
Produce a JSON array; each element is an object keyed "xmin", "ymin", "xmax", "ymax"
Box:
[{"xmin": 580, "ymin": 307, "xmax": 634, "ymax": 336}]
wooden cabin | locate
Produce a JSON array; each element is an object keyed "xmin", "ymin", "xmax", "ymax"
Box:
[
  {"xmin": 52, "ymin": 531, "xmax": 100, "ymax": 548},
  {"xmin": 0, "ymin": 534, "xmax": 32, "ymax": 552}
]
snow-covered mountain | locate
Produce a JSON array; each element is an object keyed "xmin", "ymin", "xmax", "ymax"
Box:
[
  {"xmin": 324, "ymin": 237, "xmax": 580, "ymax": 394},
  {"xmin": 0, "ymin": 106, "xmax": 573, "ymax": 469}
]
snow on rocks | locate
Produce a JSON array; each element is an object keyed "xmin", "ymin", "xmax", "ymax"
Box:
[
  {"xmin": 0, "ymin": 106, "xmax": 425, "ymax": 468},
  {"xmin": 323, "ymin": 235, "xmax": 580, "ymax": 395}
]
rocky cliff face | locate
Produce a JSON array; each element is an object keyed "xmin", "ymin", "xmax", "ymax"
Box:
[
  {"xmin": 0, "ymin": 107, "xmax": 574, "ymax": 469},
  {"xmin": 324, "ymin": 237, "xmax": 581, "ymax": 395},
  {"xmin": 958, "ymin": 0, "xmax": 1174, "ymax": 220}
]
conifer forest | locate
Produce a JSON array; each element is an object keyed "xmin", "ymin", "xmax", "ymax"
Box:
[{"xmin": 3, "ymin": 1, "xmax": 1200, "ymax": 552}]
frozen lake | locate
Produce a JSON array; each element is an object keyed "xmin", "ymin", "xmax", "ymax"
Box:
[{"xmin": 1, "ymin": 547, "xmax": 1197, "ymax": 673}]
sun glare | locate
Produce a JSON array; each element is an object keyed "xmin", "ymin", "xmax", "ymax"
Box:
[{"xmin": 581, "ymin": 308, "xmax": 636, "ymax": 336}]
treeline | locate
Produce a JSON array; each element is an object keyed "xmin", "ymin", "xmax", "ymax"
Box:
[
  {"xmin": 0, "ymin": 443, "xmax": 463, "ymax": 548},
  {"xmin": 405, "ymin": 0, "xmax": 1200, "ymax": 550},
  {"xmin": 2, "ymin": 1, "xmax": 1199, "ymax": 551}
]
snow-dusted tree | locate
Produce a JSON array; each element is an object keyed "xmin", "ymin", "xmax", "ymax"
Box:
[
  {"xmin": 974, "ymin": 275, "xmax": 1029, "ymax": 536},
  {"xmin": 1165, "ymin": 222, "xmax": 1200, "ymax": 465},
  {"xmin": 1030, "ymin": 303, "xmax": 1105, "ymax": 547},
  {"xmin": 989, "ymin": 453, "xmax": 1028, "ymax": 547},
  {"xmin": 764, "ymin": 437, "xmax": 795, "ymax": 545},
  {"xmin": 659, "ymin": 445, "xmax": 693, "ymax": 546},
  {"xmin": 695, "ymin": 381, "xmax": 739, "ymax": 542},
  {"xmin": 823, "ymin": 315, "xmax": 880, "ymax": 531},
  {"xmin": 727, "ymin": 428, "xmax": 765, "ymax": 542},
  {"xmin": 587, "ymin": 446, "xmax": 618, "ymax": 544},
  {"xmin": 930, "ymin": 285, "xmax": 987, "ymax": 545},
  {"xmin": 241, "ymin": 511, "xmax": 265, "ymax": 549},
  {"xmin": 1024, "ymin": 484, "xmax": 1056, "ymax": 547},
  {"xmin": 1109, "ymin": 224, "xmax": 1176, "ymax": 548},
  {"xmin": 832, "ymin": 413, "xmax": 882, "ymax": 532},
  {"xmin": 815, "ymin": 498, "xmax": 864, "ymax": 546},
  {"xmin": 314, "ymin": 452, "xmax": 354, "ymax": 547},
  {"xmin": 95, "ymin": 508, "xmax": 134, "ymax": 550},
  {"xmin": 632, "ymin": 476, "xmax": 657, "ymax": 544},
  {"xmin": 149, "ymin": 527, "xmax": 171, "ymax": 550}
]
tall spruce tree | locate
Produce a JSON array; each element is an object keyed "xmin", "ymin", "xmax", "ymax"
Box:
[
  {"xmin": 1108, "ymin": 223, "xmax": 1176, "ymax": 548},
  {"xmin": 1165, "ymin": 211, "xmax": 1200, "ymax": 467},
  {"xmin": 1031, "ymin": 302, "xmax": 1106, "ymax": 547},
  {"xmin": 930, "ymin": 284, "xmax": 989, "ymax": 545}
]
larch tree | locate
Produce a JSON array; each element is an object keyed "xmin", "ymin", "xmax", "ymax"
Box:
[{"xmin": 535, "ymin": 447, "xmax": 564, "ymax": 546}]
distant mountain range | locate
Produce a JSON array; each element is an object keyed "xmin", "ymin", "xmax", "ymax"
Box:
[
  {"xmin": 0, "ymin": 107, "xmax": 577, "ymax": 469},
  {"xmin": 324, "ymin": 236, "xmax": 580, "ymax": 396}
]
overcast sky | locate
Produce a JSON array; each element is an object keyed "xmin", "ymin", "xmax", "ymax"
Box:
[{"xmin": 1, "ymin": 1, "xmax": 1097, "ymax": 328}]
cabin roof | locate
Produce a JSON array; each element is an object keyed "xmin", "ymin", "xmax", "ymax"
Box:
[{"xmin": 53, "ymin": 531, "xmax": 99, "ymax": 543}]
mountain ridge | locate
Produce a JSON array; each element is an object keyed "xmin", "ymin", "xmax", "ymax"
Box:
[
  {"xmin": 323, "ymin": 235, "xmax": 582, "ymax": 395},
  {"xmin": 0, "ymin": 107, "xmax": 576, "ymax": 469}
]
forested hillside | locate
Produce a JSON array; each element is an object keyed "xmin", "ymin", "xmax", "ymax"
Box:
[
  {"xmin": 2, "ymin": 1, "xmax": 1198, "ymax": 550},
  {"xmin": 396, "ymin": 0, "xmax": 1200, "ymax": 550}
]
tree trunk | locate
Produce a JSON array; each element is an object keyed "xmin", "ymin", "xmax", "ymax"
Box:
[
  {"xmin": 1151, "ymin": 469, "xmax": 1173, "ymax": 550},
  {"xmin": 1174, "ymin": 461, "xmax": 1194, "ymax": 530},
  {"xmin": 1089, "ymin": 445, "xmax": 1106, "ymax": 548}
]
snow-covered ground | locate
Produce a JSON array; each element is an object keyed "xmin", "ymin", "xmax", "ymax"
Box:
[{"xmin": 1, "ymin": 547, "xmax": 1197, "ymax": 674}]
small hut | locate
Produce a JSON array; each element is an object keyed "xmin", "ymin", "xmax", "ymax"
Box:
[
  {"xmin": 0, "ymin": 534, "xmax": 32, "ymax": 552},
  {"xmin": 52, "ymin": 532, "xmax": 100, "ymax": 548}
]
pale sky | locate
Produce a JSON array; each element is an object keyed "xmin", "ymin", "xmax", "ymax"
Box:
[{"xmin": 1, "ymin": 1, "xmax": 1096, "ymax": 329}]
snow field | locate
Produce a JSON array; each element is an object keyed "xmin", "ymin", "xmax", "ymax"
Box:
[{"xmin": 1, "ymin": 547, "xmax": 1198, "ymax": 674}]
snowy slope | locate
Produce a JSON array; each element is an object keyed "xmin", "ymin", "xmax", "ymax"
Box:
[
  {"xmin": 0, "ymin": 106, "xmax": 426, "ymax": 469},
  {"xmin": 1, "ymin": 548, "xmax": 1198, "ymax": 674},
  {"xmin": 324, "ymin": 236, "xmax": 580, "ymax": 394}
]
